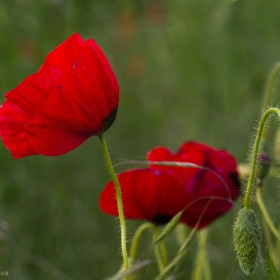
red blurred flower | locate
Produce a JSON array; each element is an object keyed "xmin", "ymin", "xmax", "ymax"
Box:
[
  {"xmin": 0, "ymin": 33, "xmax": 119, "ymax": 158},
  {"xmin": 100, "ymin": 141, "xmax": 240, "ymax": 229}
]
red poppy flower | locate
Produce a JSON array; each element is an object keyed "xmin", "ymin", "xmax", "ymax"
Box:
[
  {"xmin": 100, "ymin": 141, "xmax": 240, "ymax": 229},
  {"xmin": 0, "ymin": 33, "xmax": 119, "ymax": 158}
]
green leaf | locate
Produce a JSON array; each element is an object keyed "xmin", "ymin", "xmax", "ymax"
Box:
[{"xmin": 265, "ymin": 248, "xmax": 280, "ymax": 280}]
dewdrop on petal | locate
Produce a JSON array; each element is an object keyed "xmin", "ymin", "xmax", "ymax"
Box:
[{"xmin": 233, "ymin": 208, "xmax": 262, "ymax": 275}]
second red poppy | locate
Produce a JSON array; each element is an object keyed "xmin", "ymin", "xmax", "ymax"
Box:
[{"xmin": 100, "ymin": 141, "xmax": 240, "ymax": 229}]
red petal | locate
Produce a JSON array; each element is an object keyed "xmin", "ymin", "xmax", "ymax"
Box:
[
  {"xmin": 0, "ymin": 101, "xmax": 37, "ymax": 158},
  {"xmin": 24, "ymin": 123, "xmax": 88, "ymax": 156},
  {"xmin": 33, "ymin": 38, "xmax": 119, "ymax": 134},
  {"xmin": 178, "ymin": 142, "xmax": 240, "ymax": 228},
  {"xmin": 42, "ymin": 33, "xmax": 87, "ymax": 71},
  {"xmin": 99, "ymin": 168, "xmax": 188, "ymax": 223},
  {"xmin": 42, "ymin": 33, "xmax": 119, "ymax": 117},
  {"xmin": 0, "ymin": 33, "xmax": 119, "ymax": 157},
  {"xmin": 4, "ymin": 67, "xmax": 60, "ymax": 117},
  {"xmin": 147, "ymin": 145, "xmax": 206, "ymax": 186}
]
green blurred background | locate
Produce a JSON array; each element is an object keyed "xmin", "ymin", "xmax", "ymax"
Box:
[{"xmin": 1, "ymin": 0, "xmax": 280, "ymax": 279}]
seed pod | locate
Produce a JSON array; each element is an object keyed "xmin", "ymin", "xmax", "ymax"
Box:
[{"xmin": 233, "ymin": 208, "xmax": 262, "ymax": 275}]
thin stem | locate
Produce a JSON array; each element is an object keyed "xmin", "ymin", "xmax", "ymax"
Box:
[
  {"xmin": 191, "ymin": 228, "xmax": 211, "ymax": 280},
  {"xmin": 243, "ymin": 107, "xmax": 280, "ymax": 209},
  {"xmin": 130, "ymin": 223, "xmax": 154, "ymax": 262},
  {"xmin": 154, "ymin": 227, "xmax": 197, "ymax": 280},
  {"xmin": 256, "ymin": 186, "xmax": 280, "ymax": 241},
  {"xmin": 153, "ymin": 227, "xmax": 165, "ymax": 273},
  {"xmin": 155, "ymin": 199, "xmax": 213, "ymax": 280},
  {"xmin": 262, "ymin": 62, "xmax": 280, "ymax": 111},
  {"xmin": 129, "ymin": 222, "xmax": 165, "ymax": 273},
  {"xmin": 98, "ymin": 134, "xmax": 129, "ymax": 273},
  {"xmin": 262, "ymin": 218, "xmax": 275, "ymax": 260},
  {"xmin": 159, "ymin": 240, "xmax": 168, "ymax": 268}
]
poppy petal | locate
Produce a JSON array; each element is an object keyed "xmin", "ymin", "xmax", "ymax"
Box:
[
  {"xmin": 4, "ymin": 67, "xmax": 61, "ymax": 117},
  {"xmin": 147, "ymin": 145, "xmax": 206, "ymax": 186},
  {"xmin": 42, "ymin": 33, "xmax": 87, "ymax": 71},
  {"xmin": 100, "ymin": 141, "xmax": 240, "ymax": 229},
  {"xmin": 24, "ymin": 123, "xmax": 88, "ymax": 156},
  {"xmin": 99, "ymin": 168, "xmax": 188, "ymax": 224},
  {"xmin": 0, "ymin": 101, "xmax": 37, "ymax": 158},
  {"xmin": 0, "ymin": 33, "xmax": 119, "ymax": 158}
]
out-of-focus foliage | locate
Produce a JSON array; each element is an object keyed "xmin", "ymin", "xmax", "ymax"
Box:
[{"xmin": 0, "ymin": 0, "xmax": 280, "ymax": 279}]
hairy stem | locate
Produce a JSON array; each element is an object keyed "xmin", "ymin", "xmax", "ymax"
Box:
[
  {"xmin": 256, "ymin": 186, "xmax": 280, "ymax": 241},
  {"xmin": 130, "ymin": 222, "xmax": 166, "ymax": 273},
  {"xmin": 262, "ymin": 62, "xmax": 280, "ymax": 110},
  {"xmin": 98, "ymin": 134, "xmax": 129, "ymax": 273},
  {"xmin": 244, "ymin": 107, "xmax": 280, "ymax": 209}
]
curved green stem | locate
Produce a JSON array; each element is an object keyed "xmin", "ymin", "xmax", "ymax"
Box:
[
  {"xmin": 262, "ymin": 218, "xmax": 275, "ymax": 260},
  {"xmin": 98, "ymin": 134, "xmax": 129, "ymax": 273},
  {"xmin": 153, "ymin": 228, "xmax": 165, "ymax": 273},
  {"xmin": 130, "ymin": 223, "xmax": 153, "ymax": 262},
  {"xmin": 154, "ymin": 227, "xmax": 197, "ymax": 280},
  {"xmin": 243, "ymin": 107, "xmax": 280, "ymax": 209},
  {"xmin": 262, "ymin": 61, "xmax": 280, "ymax": 110},
  {"xmin": 130, "ymin": 222, "xmax": 166, "ymax": 273},
  {"xmin": 256, "ymin": 186, "xmax": 280, "ymax": 241}
]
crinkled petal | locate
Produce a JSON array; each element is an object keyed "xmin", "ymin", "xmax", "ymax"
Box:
[
  {"xmin": 147, "ymin": 145, "xmax": 206, "ymax": 187},
  {"xmin": 4, "ymin": 67, "xmax": 61, "ymax": 116},
  {"xmin": 0, "ymin": 101, "xmax": 37, "ymax": 158},
  {"xmin": 99, "ymin": 168, "xmax": 188, "ymax": 224}
]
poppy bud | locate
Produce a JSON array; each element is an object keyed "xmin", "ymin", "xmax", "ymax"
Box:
[
  {"xmin": 257, "ymin": 153, "xmax": 271, "ymax": 182},
  {"xmin": 233, "ymin": 208, "xmax": 262, "ymax": 275}
]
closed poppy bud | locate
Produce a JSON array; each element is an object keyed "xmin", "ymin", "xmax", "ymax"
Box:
[
  {"xmin": 257, "ymin": 153, "xmax": 271, "ymax": 182},
  {"xmin": 100, "ymin": 141, "xmax": 241, "ymax": 229},
  {"xmin": 233, "ymin": 208, "xmax": 262, "ymax": 275},
  {"xmin": 0, "ymin": 33, "xmax": 119, "ymax": 158}
]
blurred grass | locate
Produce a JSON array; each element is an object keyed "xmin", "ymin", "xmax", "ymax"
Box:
[{"xmin": 1, "ymin": 0, "xmax": 280, "ymax": 279}]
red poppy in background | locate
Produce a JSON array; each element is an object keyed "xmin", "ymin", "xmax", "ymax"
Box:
[
  {"xmin": 0, "ymin": 33, "xmax": 119, "ymax": 158},
  {"xmin": 100, "ymin": 141, "xmax": 240, "ymax": 229}
]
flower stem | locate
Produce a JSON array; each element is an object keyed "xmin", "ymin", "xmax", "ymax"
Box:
[
  {"xmin": 155, "ymin": 227, "xmax": 197, "ymax": 280},
  {"xmin": 191, "ymin": 228, "xmax": 211, "ymax": 280},
  {"xmin": 243, "ymin": 107, "xmax": 280, "ymax": 209},
  {"xmin": 130, "ymin": 222, "xmax": 165, "ymax": 272},
  {"xmin": 98, "ymin": 134, "xmax": 129, "ymax": 272},
  {"xmin": 262, "ymin": 61, "xmax": 280, "ymax": 110},
  {"xmin": 256, "ymin": 186, "xmax": 280, "ymax": 241}
]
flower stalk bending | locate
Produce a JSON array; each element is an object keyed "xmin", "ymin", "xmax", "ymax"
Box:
[
  {"xmin": 99, "ymin": 134, "xmax": 129, "ymax": 273},
  {"xmin": 243, "ymin": 107, "xmax": 280, "ymax": 209}
]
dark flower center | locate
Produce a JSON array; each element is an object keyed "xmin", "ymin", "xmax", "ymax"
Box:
[
  {"xmin": 101, "ymin": 107, "xmax": 118, "ymax": 134},
  {"xmin": 230, "ymin": 172, "xmax": 241, "ymax": 192},
  {"xmin": 152, "ymin": 214, "xmax": 172, "ymax": 225}
]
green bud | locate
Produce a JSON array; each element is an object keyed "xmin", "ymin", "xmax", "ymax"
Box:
[
  {"xmin": 233, "ymin": 208, "xmax": 262, "ymax": 275},
  {"xmin": 257, "ymin": 153, "xmax": 271, "ymax": 181}
]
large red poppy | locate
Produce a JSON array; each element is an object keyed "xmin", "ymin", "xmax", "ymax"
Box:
[
  {"xmin": 100, "ymin": 141, "xmax": 240, "ymax": 229},
  {"xmin": 0, "ymin": 33, "xmax": 119, "ymax": 158}
]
